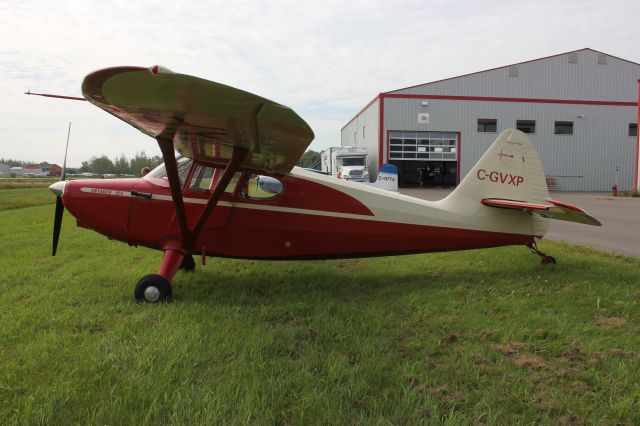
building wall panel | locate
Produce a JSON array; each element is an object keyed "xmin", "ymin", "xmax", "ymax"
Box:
[
  {"xmin": 342, "ymin": 49, "xmax": 640, "ymax": 191},
  {"xmin": 341, "ymin": 98, "xmax": 380, "ymax": 173},
  {"xmin": 383, "ymin": 98, "xmax": 637, "ymax": 191}
]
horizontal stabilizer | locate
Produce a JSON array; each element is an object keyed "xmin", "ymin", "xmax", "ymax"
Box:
[
  {"xmin": 482, "ymin": 198, "xmax": 601, "ymax": 226},
  {"xmin": 545, "ymin": 199, "xmax": 601, "ymax": 226},
  {"xmin": 481, "ymin": 198, "xmax": 551, "ymax": 211}
]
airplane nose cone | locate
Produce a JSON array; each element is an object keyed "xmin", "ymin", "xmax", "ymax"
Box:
[{"xmin": 49, "ymin": 181, "xmax": 66, "ymax": 197}]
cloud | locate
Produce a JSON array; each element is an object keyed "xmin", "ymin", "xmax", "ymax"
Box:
[{"xmin": 1, "ymin": 0, "xmax": 639, "ymax": 164}]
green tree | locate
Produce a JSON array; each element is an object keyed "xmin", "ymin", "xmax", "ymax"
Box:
[
  {"xmin": 130, "ymin": 152, "xmax": 162, "ymax": 176},
  {"xmin": 88, "ymin": 156, "xmax": 115, "ymax": 175},
  {"xmin": 113, "ymin": 154, "xmax": 130, "ymax": 175},
  {"xmin": 0, "ymin": 158, "xmax": 27, "ymax": 167},
  {"xmin": 297, "ymin": 150, "xmax": 321, "ymax": 169}
]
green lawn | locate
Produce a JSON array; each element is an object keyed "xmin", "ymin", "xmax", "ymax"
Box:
[
  {"xmin": 0, "ymin": 187, "xmax": 56, "ymax": 211},
  {"xmin": 0, "ymin": 178, "xmax": 58, "ymax": 189},
  {"xmin": 0, "ymin": 194, "xmax": 639, "ymax": 424}
]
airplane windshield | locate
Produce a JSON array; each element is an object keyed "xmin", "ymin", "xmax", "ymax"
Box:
[{"xmin": 145, "ymin": 155, "xmax": 192, "ymax": 184}]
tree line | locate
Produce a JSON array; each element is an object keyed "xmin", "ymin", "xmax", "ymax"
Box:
[
  {"xmin": 1, "ymin": 152, "xmax": 162, "ymax": 176},
  {"xmin": 77, "ymin": 153, "xmax": 163, "ymax": 175},
  {"xmin": 3, "ymin": 149, "xmax": 322, "ymax": 175}
]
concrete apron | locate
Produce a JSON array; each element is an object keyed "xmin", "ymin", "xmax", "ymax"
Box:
[{"xmin": 398, "ymin": 188, "xmax": 640, "ymax": 259}]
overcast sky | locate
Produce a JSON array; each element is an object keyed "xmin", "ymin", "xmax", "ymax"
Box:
[{"xmin": 1, "ymin": 0, "xmax": 639, "ymax": 167}]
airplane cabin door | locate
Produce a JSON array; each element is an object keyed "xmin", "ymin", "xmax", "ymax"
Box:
[{"xmin": 178, "ymin": 164, "xmax": 242, "ymax": 232}]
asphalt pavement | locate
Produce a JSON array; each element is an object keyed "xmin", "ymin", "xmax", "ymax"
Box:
[{"xmin": 398, "ymin": 188, "xmax": 639, "ymax": 258}]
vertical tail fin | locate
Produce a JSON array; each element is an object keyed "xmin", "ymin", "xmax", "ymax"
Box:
[
  {"xmin": 443, "ymin": 129, "xmax": 600, "ymax": 230},
  {"xmin": 447, "ymin": 129, "xmax": 549, "ymax": 204},
  {"xmin": 370, "ymin": 163, "xmax": 399, "ymax": 192}
]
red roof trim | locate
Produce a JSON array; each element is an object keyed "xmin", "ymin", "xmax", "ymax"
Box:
[
  {"xmin": 380, "ymin": 93, "xmax": 636, "ymax": 107},
  {"xmin": 385, "ymin": 48, "xmax": 640, "ymax": 94},
  {"xmin": 378, "ymin": 96, "xmax": 384, "ymax": 169},
  {"xmin": 341, "ymin": 94, "xmax": 381, "ymax": 130},
  {"xmin": 635, "ymin": 79, "xmax": 640, "ymax": 191}
]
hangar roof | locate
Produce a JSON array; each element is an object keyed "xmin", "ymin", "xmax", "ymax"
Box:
[{"xmin": 386, "ymin": 48, "xmax": 640, "ymax": 95}]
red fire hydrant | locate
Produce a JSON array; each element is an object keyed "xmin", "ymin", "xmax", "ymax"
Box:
[{"xmin": 612, "ymin": 184, "xmax": 618, "ymax": 196}]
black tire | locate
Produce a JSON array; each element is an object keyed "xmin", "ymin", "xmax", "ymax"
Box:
[
  {"xmin": 180, "ymin": 255, "xmax": 196, "ymax": 272},
  {"xmin": 135, "ymin": 274, "xmax": 172, "ymax": 303},
  {"xmin": 541, "ymin": 256, "xmax": 557, "ymax": 265}
]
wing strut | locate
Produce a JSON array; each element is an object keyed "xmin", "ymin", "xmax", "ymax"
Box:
[
  {"xmin": 157, "ymin": 135, "xmax": 191, "ymax": 249},
  {"xmin": 157, "ymin": 134, "xmax": 248, "ymax": 250},
  {"xmin": 189, "ymin": 147, "xmax": 247, "ymax": 246}
]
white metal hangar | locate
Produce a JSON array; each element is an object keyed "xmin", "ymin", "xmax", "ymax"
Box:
[{"xmin": 341, "ymin": 48, "xmax": 640, "ymax": 191}]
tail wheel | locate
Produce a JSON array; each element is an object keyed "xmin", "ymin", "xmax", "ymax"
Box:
[
  {"xmin": 135, "ymin": 274, "xmax": 172, "ymax": 303},
  {"xmin": 541, "ymin": 255, "xmax": 557, "ymax": 265}
]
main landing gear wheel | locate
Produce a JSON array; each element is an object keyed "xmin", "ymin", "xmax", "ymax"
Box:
[{"xmin": 135, "ymin": 274, "xmax": 172, "ymax": 303}]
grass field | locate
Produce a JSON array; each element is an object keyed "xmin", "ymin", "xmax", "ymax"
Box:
[
  {"xmin": 0, "ymin": 178, "xmax": 58, "ymax": 189},
  {"xmin": 1, "ymin": 186, "xmax": 639, "ymax": 424}
]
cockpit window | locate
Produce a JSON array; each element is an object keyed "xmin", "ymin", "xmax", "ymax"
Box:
[
  {"xmin": 225, "ymin": 172, "xmax": 242, "ymax": 193},
  {"xmin": 189, "ymin": 165, "xmax": 214, "ymax": 191},
  {"xmin": 243, "ymin": 174, "xmax": 283, "ymax": 200},
  {"xmin": 187, "ymin": 166, "xmax": 242, "ymax": 194},
  {"xmin": 145, "ymin": 155, "xmax": 192, "ymax": 184}
]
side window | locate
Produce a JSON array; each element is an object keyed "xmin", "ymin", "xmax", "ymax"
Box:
[
  {"xmin": 189, "ymin": 167, "xmax": 243, "ymax": 194},
  {"xmin": 243, "ymin": 174, "xmax": 283, "ymax": 200},
  {"xmin": 224, "ymin": 172, "xmax": 242, "ymax": 193},
  {"xmin": 189, "ymin": 165, "xmax": 214, "ymax": 191}
]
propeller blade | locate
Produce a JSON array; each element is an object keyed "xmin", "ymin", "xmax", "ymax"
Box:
[
  {"xmin": 51, "ymin": 122, "xmax": 71, "ymax": 256},
  {"xmin": 61, "ymin": 122, "xmax": 71, "ymax": 181},
  {"xmin": 52, "ymin": 197, "xmax": 64, "ymax": 256}
]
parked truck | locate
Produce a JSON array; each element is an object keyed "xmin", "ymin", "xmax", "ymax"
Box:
[{"xmin": 320, "ymin": 146, "xmax": 369, "ymax": 182}]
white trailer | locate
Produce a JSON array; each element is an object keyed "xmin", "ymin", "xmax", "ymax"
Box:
[{"xmin": 320, "ymin": 146, "xmax": 369, "ymax": 182}]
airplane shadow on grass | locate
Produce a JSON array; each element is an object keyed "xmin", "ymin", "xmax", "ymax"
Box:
[{"xmin": 169, "ymin": 248, "xmax": 562, "ymax": 308}]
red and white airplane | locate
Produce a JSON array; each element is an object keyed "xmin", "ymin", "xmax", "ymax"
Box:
[{"xmin": 45, "ymin": 66, "xmax": 600, "ymax": 302}]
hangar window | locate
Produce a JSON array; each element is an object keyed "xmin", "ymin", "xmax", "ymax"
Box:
[
  {"xmin": 516, "ymin": 120, "xmax": 536, "ymax": 134},
  {"xmin": 630, "ymin": 124, "xmax": 638, "ymax": 137},
  {"xmin": 554, "ymin": 121, "xmax": 574, "ymax": 135},
  {"xmin": 477, "ymin": 119, "xmax": 497, "ymax": 133},
  {"xmin": 389, "ymin": 131, "xmax": 457, "ymax": 161},
  {"xmin": 597, "ymin": 53, "xmax": 608, "ymax": 65}
]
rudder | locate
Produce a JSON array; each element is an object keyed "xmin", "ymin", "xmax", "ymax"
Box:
[{"xmin": 447, "ymin": 129, "xmax": 549, "ymax": 205}]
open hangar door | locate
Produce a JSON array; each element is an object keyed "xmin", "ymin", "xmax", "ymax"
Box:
[{"xmin": 388, "ymin": 131, "xmax": 458, "ymax": 187}]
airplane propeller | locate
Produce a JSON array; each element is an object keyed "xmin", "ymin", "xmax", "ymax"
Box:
[{"xmin": 50, "ymin": 122, "xmax": 71, "ymax": 256}]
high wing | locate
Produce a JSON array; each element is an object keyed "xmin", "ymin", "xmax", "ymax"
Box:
[{"xmin": 81, "ymin": 66, "xmax": 314, "ymax": 174}]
